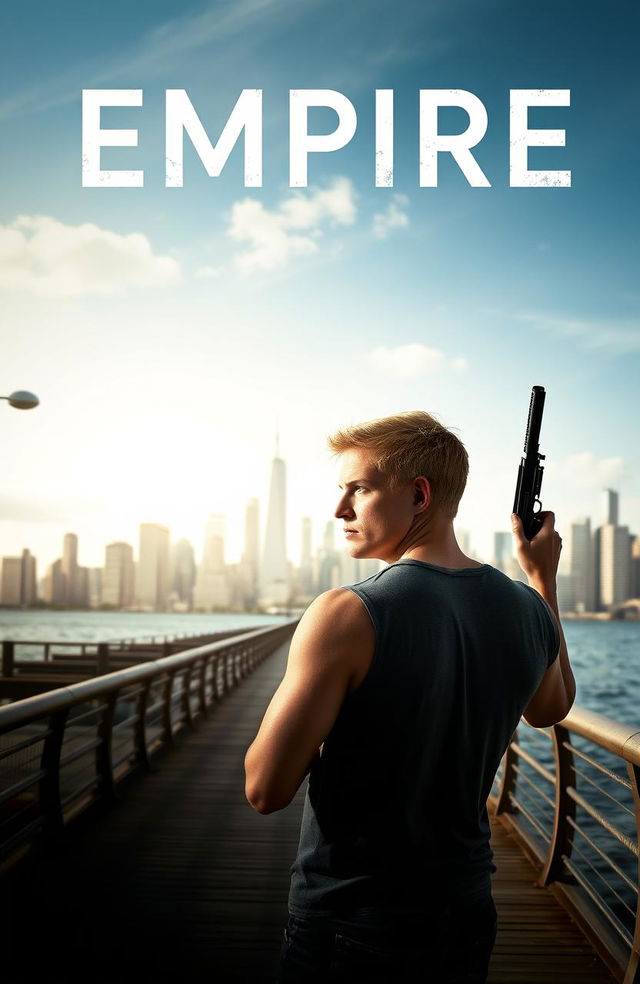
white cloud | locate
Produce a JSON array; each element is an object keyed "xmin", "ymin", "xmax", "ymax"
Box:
[
  {"xmin": 517, "ymin": 311, "xmax": 640, "ymax": 356},
  {"xmin": 0, "ymin": 215, "xmax": 182, "ymax": 297},
  {"xmin": 194, "ymin": 265, "xmax": 221, "ymax": 279},
  {"xmin": 227, "ymin": 177, "xmax": 357, "ymax": 274},
  {"xmin": 367, "ymin": 343, "xmax": 468, "ymax": 380},
  {"xmin": 554, "ymin": 452, "xmax": 626, "ymax": 489},
  {"xmin": 372, "ymin": 193, "xmax": 410, "ymax": 239}
]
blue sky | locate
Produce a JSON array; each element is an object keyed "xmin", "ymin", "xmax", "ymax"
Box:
[{"xmin": 1, "ymin": 0, "xmax": 638, "ymax": 571}]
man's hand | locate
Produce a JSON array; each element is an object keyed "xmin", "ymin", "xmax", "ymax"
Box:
[{"xmin": 511, "ymin": 510, "xmax": 562, "ymax": 592}]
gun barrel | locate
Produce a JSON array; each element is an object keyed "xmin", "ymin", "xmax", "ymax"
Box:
[{"xmin": 523, "ymin": 385, "xmax": 545, "ymax": 456}]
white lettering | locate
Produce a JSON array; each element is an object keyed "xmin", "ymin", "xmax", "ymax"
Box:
[
  {"xmin": 290, "ymin": 89, "xmax": 357, "ymax": 188},
  {"xmin": 510, "ymin": 89, "xmax": 571, "ymax": 187},
  {"xmin": 375, "ymin": 89, "xmax": 394, "ymax": 188},
  {"xmin": 82, "ymin": 89, "xmax": 143, "ymax": 188},
  {"xmin": 420, "ymin": 89, "xmax": 490, "ymax": 188},
  {"xmin": 165, "ymin": 89, "xmax": 263, "ymax": 188}
]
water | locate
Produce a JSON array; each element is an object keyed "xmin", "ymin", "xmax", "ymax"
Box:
[
  {"xmin": 1, "ymin": 612, "xmax": 637, "ymax": 723},
  {"xmin": 0, "ymin": 609, "xmax": 289, "ymax": 647},
  {"xmin": 563, "ymin": 621, "xmax": 640, "ymax": 727}
]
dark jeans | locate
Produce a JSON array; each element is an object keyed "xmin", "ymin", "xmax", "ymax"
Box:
[{"xmin": 275, "ymin": 895, "xmax": 497, "ymax": 983}]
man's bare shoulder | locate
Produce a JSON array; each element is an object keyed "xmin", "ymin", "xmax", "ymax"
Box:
[
  {"xmin": 297, "ymin": 588, "xmax": 373, "ymax": 646},
  {"xmin": 301, "ymin": 588, "xmax": 371, "ymax": 632}
]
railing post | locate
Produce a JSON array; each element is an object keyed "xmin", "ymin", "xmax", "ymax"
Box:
[
  {"xmin": 623, "ymin": 762, "xmax": 640, "ymax": 984},
  {"xmin": 96, "ymin": 642, "xmax": 109, "ymax": 676},
  {"xmin": 495, "ymin": 730, "xmax": 519, "ymax": 816},
  {"xmin": 181, "ymin": 667, "xmax": 194, "ymax": 728},
  {"xmin": 162, "ymin": 672, "xmax": 175, "ymax": 744},
  {"xmin": 96, "ymin": 692, "xmax": 118, "ymax": 803},
  {"xmin": 39, "ymin": 708, "xmax": 68, "ymax": 842},
  {"xmin": 2, "ymin": 641, "xmax": 15, "ymax": 677},
  {"xmin": 135, "ymin": 680, "xmax": 152, "ymax": 771},
  {"xmin": 223, "ymin": 651, "xmax": 231, "ymax": 692},
  {"xmin": 539, "ymin": 724, "xmax": 576, "ymax": 886},
  {"xmin": 198, "ymin": 658, "xmax": 207, "ymax": 716}
]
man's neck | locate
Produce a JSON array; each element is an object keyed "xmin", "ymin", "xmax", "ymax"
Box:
[{"xmin": 396, "ymin": 515, "xmax": 482, "ymax": 569}]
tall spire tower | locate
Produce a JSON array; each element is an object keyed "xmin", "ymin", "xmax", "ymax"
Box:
[{"xmin": 260, "ymin": 433, "xmax": 289, "ymax": 607}]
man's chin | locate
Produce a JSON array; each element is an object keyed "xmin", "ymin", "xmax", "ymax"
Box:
[{"xmin": 346, "ymin": 540, "xmax": 375, "ymax": 560}]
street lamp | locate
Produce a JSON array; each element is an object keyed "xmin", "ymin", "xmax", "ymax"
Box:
[{"xmin": 0, "ymin": 391, "xmax": 39, "ymax": 410}]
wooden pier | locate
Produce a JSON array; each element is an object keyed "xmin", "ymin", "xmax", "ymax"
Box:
[{"xmin": 1, "ymin": 637, "xmax": 619, "ymax": 983}]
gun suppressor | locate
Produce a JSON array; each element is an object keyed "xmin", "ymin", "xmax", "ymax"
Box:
[{"xmin": 513, "ymin": 386, "xmax": 546, "ymax": 540}]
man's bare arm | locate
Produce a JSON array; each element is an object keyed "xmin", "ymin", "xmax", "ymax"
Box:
[
  {"xmin": 512, "ymin": 511, "xmax": 576, "ymax": 728},
  {"xmin": 244, "ymin": 588, "xmax": 374, "ymax": 814}
]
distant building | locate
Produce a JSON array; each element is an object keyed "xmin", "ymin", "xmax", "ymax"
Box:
[
  {"xmin": 599, "ymin": 523, "xmax": 630, "ymax": 608},
  {"xmin": 194, "ymin": 515, "xmax": 230, "ymax": 610},
  {"xmin": 631, "ymin": 536, "xmax": 640, "ymax": 599},
  {"xmin": 136, "ymin": 523, "xmax": 170, "ymax": 611},
  {"xmin": 171, "ymin": 538, "xmax": 196, "ymax": 609},
  {"xmin": 1, "ymin": 558, "xmax": 22, "ymax": 606},
  {"xmin": 493, "ymin": 532, "xmax": 512, "ymax": 573},
  {"xmin": 317, "ymin": 521, "xmax": 341, "ymax": 592},
  {"xmin": 299, "ymin": 516, "xmax": 314, "ymax": 597},
  {"xmin": 260, "ymin": 449, "xmax": 289, "ymax": 607},
  {"xmin": 44, "ymin": 558, "xmax": 65, "ymax": 606},
  {"xmin": 239, "ymin": 499, "xmax": 260, "ymax": 608},
  {"xmin": 0, "ymin": 551, "xmax": 35, "ymax": 607},
  {"xmin": 61, "ymin": 533, "xmax": 79, "ymax": 605},
  {"xmin": 103, "ymin": 542, "xmax": 135, "ymax": 608},
  {"xmin": 603, "ymin": 489, "xmax": 619, "ymax": 526},
  {"xmin": 87, "ymin": 568, "xmax": 102, "ymax": 609},
  {"xmin": 568, "ymin": 518, "xmax": 594, "ymax": 612}
]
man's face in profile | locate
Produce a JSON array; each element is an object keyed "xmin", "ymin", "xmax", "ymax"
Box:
[{"xmin": 335, "ymin": 448, "xmax": 416, "ymax": 563}]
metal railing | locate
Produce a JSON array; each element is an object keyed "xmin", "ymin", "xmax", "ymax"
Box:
[
  {"xmin": 0, "ymin": 621, "xmax": 297, "ymax": 870},
  {"xmin": 490, "ymin": 706, "xmax": 640, "ymax": 984},
  {"xmin": 1, "ymin": 628, "xmax": 252, "ymax": 672}
]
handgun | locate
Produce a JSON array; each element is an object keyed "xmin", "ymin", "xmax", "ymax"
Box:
[{"xmin": 513, "ymin": 386, "xmax": 546, "ymax": 540}]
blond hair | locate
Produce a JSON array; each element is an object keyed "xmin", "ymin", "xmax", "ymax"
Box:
[{"xmin": 328, "ymin": 411, "xmax": 468, "ymax": 518}]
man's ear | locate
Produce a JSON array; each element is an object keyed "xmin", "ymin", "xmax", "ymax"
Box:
[{"xmin": 413, "ymin": 477, "xmax": 431, "ymax": 510}]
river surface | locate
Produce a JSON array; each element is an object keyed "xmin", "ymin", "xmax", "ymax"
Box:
[{"xmin": 1, "ymin": 611, "xmax": 637, "ymax": 723}]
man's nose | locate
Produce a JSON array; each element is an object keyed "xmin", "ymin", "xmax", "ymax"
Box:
[{"xmin": 335, "ymin": 494, "xmax": 354, "ymax": 519}]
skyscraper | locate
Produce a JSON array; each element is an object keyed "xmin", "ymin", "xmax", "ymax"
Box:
[
  {"xmin": 172, "ymin": 538, "xmax": 196, "ymax": 608},
  {"xmin": 603, "ymin": 489, "xmax": 619, "ymax": 526},
  {"xmin": 136, "ymin": 523, "xmax": 170, "ymax": 611},
  {"xmin": 1, "ymin": 557, "xmax": 22, "ymax": 606},
  {"xmin": 600, "ymin": 523, "xmax": 630, "ymax": 608},
  {"xmin": 194, "ymin": 515, "xmax": 230, "ymax": 610},
  {"xmin": 299, "ymin": 516, "xmax": 313, "ymax": 597},
  {"xmin": 240, "ymin": 498, "xmax": 260, "ymax": 607},
  {"xmin": 260, "ymin": 448, "xmax": 289, "ymax": 607},
  {"xmin": 595, "ymin": 489, "xmax": 629, "ymax": 610},
  {"xmin": 61, "ymin": 532, "xmax": 79, "ymax": 606},
  {"xmin": 568, "ymin": 518, "xmax": 593, "ymax": 612},
  {"xmin": 103, "ymin": 542, "xmax": 135, "ymax": 608}
]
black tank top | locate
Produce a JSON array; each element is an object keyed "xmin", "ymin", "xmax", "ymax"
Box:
[{"xmin": 288, "ymin": 560, "xmax": 559, "ymax": 918}]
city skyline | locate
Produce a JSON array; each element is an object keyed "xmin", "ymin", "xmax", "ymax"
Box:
[
  {"xmin": 2, "ymin": 469, "xmax": 638, "ymax": 613},
  {"xmin": 1, "ymin": 2, "xmax": 638, "ymax": 575}
]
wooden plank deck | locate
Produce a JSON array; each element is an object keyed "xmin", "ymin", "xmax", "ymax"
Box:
[{"xmin": 2, "ymin": 643, "xmax": 617, "ymax": 983}]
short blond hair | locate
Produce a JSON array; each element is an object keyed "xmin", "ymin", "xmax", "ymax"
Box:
[{"xmin": 328, "ymin": 410, "xmax": 468, "ymax": 517}]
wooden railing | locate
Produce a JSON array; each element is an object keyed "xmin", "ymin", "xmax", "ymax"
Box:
[
  {"xmin": 0, "ymin": 621, "xmax": 297, "ymax": 870},
  {"xmin": 491, "ymin": 706, "xmax": 640, "ymax": 984}
]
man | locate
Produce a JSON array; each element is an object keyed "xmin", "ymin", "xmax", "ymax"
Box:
[{"xmin": 244, "ymin": 411, "xmax": 575, "ymax": 983}]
